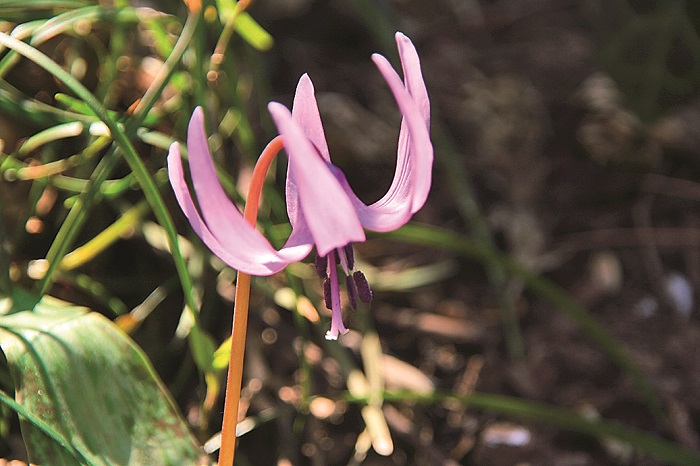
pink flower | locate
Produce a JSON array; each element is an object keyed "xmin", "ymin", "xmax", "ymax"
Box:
[{"xmin": 168, "ymin": 32, "xmax": 431, "ymax": 339}]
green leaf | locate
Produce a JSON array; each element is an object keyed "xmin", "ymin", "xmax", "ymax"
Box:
[
  {"xmin": 235, "ymin": 13, "xmax": 273, "ymax": 51},
  {"xmin": 189, "ymin": 324, "xmax": 217, "ymax": 374},
  {"xmin": 215, "ymin": 0, "xmax": 273, "ymax": 50},
  {"xmin": 0, "ymin": 295, "xmax": 208, "ymax": 466},
  {"xmin": 0, "ymin": 24, "xmax": 201, "ymax": 332},
  {"xmin": 0, "ymin": 1, "xmax": 90, "ymax": 21},
  {"xmin": 0, "ymin": 0, "xmax": 87, "ymax": 7}
]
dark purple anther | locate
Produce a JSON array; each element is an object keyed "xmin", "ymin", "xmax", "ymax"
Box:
[
  {"xmin": 343, "ymin": 244, "xmax": 355, "ymax": 270},
  {"xmin": 345, "ymin": 274, "xmax": 358, "ymax": 310},
  {"xmin": 323, "ymin": 277, "xmax": 332, "ymax": 309},
  {"xmin": 353, "ymin": 271, "xmax": 372, "ymax": 303},
  {"xmin": 315, "ymin": 254, "xmax": 328, "ymax": 278}
]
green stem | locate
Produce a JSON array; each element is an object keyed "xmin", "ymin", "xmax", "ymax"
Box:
[
  {"xmin": 36, "ymin": 149, "xmax": 120, "ymax": 295},
  {"xmin": 0, "ymin": 14, "xmax": 200, "ymax": 314}
]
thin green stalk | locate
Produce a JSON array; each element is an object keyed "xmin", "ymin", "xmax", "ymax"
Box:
[
  {"xmin": 42, "ymin": 174, "xmax": 131, "ymax": 197},
  {"xmin": 131, "ymin": 13, "xmax": 198, "ymax": 126},
  {"xmin": 15, "ymin": 121, "xmax": 84, "ymax": 156},
  {"xmin": 94, "ymin": 8, "xmax": 128, "ymax": 105},
  {"xmin": 36, "ymin": 149, "xmax": 121, "ymax": 296},
  {"xmin": 54, "ymin": 272, "xmax": 129, "ymax": 316},
  {"xmin": 15, "ymin": 136, "xmax": 112, "ymax": 180},
  {"xmin": 59, "ymin": 200, "xmax": 150, "ymax": 271},
  {"xmin": 0, "ymin": 7, "xmax": 138, "ymax": 81},
  {"xmin": 0, "ymin": 16, "xmax": 199, "ymax": 313},
  {"xmin": 0, "ymin": 81, "xmax": 93, "ymax": 125}
]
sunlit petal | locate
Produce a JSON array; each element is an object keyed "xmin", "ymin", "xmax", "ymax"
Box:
[
  {"xmin": 269, "ymin": 102, "xmax": 365, "ymax": 256},
  {"xmin": 292, "ymin": 74, "xmax": 331, "ymax": 162},
  {"xmin": 396, "ymin": 32, "xmax": 430, "ymax": 128},
  {"xmin": 286, "ymin": 74, "xmax": 332, "ymax": 230},
  {"xmin": 371, "ymin": 49, "xmax": 432, "ymax": 215},
  {"xmin": 168, "ymin": 33, "xmax": 432, "ymax": 339},
  {"xmin": 168, "ymin": 140, "xmax": 312, "ymax": 276},
  {"xmin": 332, "ymin": 34, "xmax": 433, "ymax": 231}
]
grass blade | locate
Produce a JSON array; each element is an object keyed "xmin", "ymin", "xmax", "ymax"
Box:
[{"xmin": 0, "ymin": 21, "xmax": 198, "ymax": 314}]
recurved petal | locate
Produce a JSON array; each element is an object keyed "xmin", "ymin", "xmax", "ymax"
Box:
[
  {"xmin": 396, "ymin": 32, "xmax": 430, "ymax": 128},
  {"xmin": 167, "ymin": 139, "xmax": 312, "ymax": 276},
  {"xmin": 334, "ymin": 38, "xmax": 432, "ymax": 232},
  {"xmin": 394, "ymin": 32, "xmax": 431, "ymax": 214},
  {"xmin": 375, "ymin": 48, "xmax": 432, "ymax": 215},
  {"xmin": 269, "ymin": 102, "xmax": 365, "ymax": 257},
  {"xmin": 186, "ymin": 107, "xmax": 251, "ymax": 246}
]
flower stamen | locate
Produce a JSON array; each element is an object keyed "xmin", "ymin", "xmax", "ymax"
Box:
[
  {"xmin": 353, "ymin": 270, "xmax": 373, "ymax": 303},
  {"xmin": 325, "ymin": 249, "xmax": 348, "ymax": 340},
  {"xmin": 318, "ymin": 243, "xmax": 372, "ymax": 338},
  {"xmin": 343, "ymin": 244, "xmax": 355, "ymax": 270},
  {"xmin": 346, "ymin": 273, "xmax": 358, "ymax": 310},
  {"xmin": 315, "ymin": 254, "xmax": 328, "ymax": 278}
]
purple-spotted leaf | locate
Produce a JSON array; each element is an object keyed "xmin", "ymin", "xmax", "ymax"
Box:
[{"xmin": 0, "ymin": 295, "xmax": 208, "ymax": 466}]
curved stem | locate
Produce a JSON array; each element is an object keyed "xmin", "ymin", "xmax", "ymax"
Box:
[{"xmin": 218, "ymin": 136, "xmax": 284, "ymax": 466}]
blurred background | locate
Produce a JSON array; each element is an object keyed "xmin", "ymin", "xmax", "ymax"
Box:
[{"xmin": 2, "ymin": 0, "xmax": 700, "ymax": 464}]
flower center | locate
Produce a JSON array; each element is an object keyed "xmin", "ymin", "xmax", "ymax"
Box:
[{"xmin": 315, "ymin": 244, "xmax": 372, "ymax": 339}]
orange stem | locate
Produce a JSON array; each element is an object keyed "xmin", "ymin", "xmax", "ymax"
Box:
[{"xmin": 218, "ymin": 135, "xmax": 285, "ymax": 466}]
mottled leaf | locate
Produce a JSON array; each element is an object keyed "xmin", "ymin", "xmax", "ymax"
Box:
[{"xmin": 0, "ymin": 295, "xmax": 207, "ymax": 466}]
